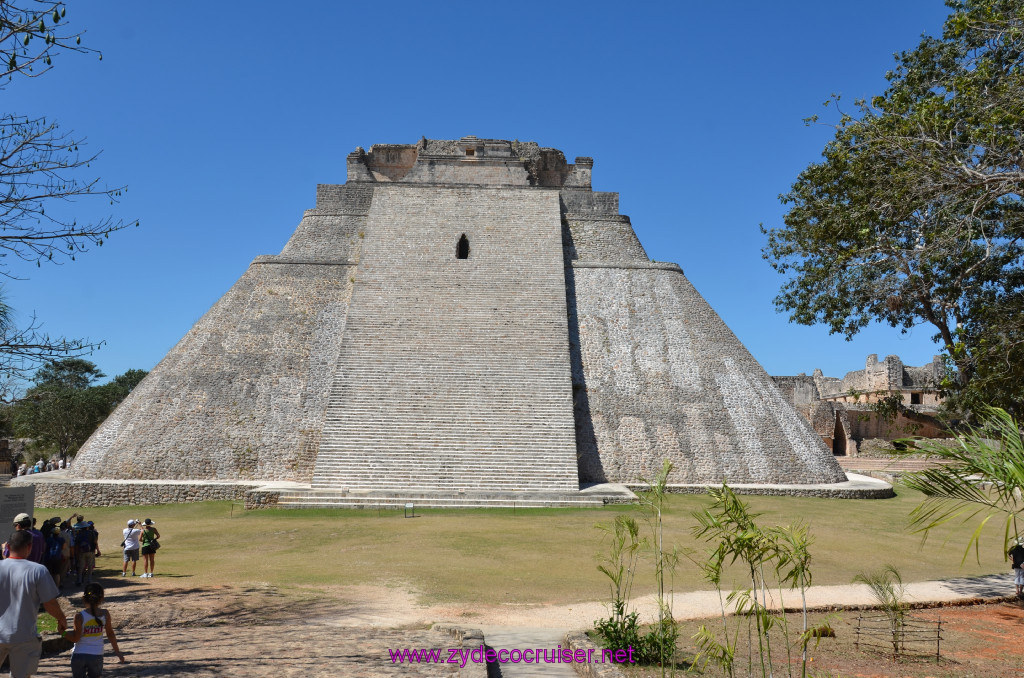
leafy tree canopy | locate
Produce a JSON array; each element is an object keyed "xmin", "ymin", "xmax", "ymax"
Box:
[
  {"xmin": 762, "ymin": 0, "xmax": 1024, "ymax": 417},
  {"xmin": 31, "ymin": 356, "xmax": 104, "ymax": 390},
  {"xmin": 8, "ymin": 359, "xmax": 147, "ymax": 461}
]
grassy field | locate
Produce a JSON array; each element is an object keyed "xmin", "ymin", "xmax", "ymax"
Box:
[{"xmin": 40, "ymin": 486, "xmax": 1010, "ymax": 606}]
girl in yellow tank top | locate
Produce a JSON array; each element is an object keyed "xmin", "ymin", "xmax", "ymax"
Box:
[{"xmin": 63, "ymin": 583, "xmax": 126, "ymax": 677}]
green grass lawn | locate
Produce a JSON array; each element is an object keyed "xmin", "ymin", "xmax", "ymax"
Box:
[{"xmin": 40, "ymin": 486, "xmax": 1010, "ymax": 606}]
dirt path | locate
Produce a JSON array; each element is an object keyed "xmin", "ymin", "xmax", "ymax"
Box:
[
  {"xmin": 35, "ymin": 625, "xmax": 468, "ymax": 677},
  {"xmin": 29, "ymin": 572, "xmax": 1018, "ymax": 677}
]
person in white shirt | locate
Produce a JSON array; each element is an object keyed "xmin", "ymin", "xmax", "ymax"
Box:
[
  {"xmin": 0, "ymin": 530, "xmax": 68, "ymax": 676},
  {"xmin": 121, "ymin": 520, "xmax": 143, "ymax": 577}
]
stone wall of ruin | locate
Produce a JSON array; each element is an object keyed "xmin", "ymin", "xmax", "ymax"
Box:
[
  {"xmin": 68, "ymin": 182, "xmax": 372, "ymax": 483},
  {"xmin": 568, "ymin": 265, "xmax": 845, "ymax": 485}
]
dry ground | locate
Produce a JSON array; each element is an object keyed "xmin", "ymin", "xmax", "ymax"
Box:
[
  {"xmin": 664, "ymin": 601, "xmax": 1024, "ymax": 678},
  {"xmin": 25, "ymin": 493, "xmax": 1020, "ymax": 675},
  {"xmin": 28, "ymin": 573, "xmax": 1024, "ymax": 677},
  {"xmin": 34, "ymin": 578, "xmax": 467, "ymax": 677}
]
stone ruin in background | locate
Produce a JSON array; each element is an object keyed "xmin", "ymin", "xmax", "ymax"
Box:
[{"xmin": 774, "ymin": 354, "xmax": 947, "ymax": 457}]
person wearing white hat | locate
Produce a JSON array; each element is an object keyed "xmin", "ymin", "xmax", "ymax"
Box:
[
  {"xmin": 7, "ymin": 514, "xmax": 44, "ymax": 565},
  {"xmin": 139, "ymin": 519, "xmax": 161, "ymax": 578},
  {"xmin": 121, "ymin": 521, "xmax": 142, "ymax": 577}
]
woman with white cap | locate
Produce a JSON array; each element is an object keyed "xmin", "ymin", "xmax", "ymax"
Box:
[{"xmin": 139, "ymin": 519, "xmax": 161, "ymax": 578}]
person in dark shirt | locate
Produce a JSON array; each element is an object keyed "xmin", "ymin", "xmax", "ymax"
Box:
[
  {"xmin": 7, "ymin": 514, "xmax": 45, "ymax": 564},
  {"xmin": 1009, "ymin": 538, "xmax": 1024, "ymax": 599}
]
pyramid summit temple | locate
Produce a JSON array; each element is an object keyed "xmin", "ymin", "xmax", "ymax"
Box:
[{"xmin": 18, "ymin": 137, "xmax": 891, "ymax": 507}]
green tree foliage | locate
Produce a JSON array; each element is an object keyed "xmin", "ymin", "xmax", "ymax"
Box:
[
  {"xmin": 762, "ymin": 0, "xmax": 1024, "ymax": 417},
  {"xmin": 9, "ymin": 359, "xmax": 147, "ymax": 460},
  {"xmin": 92, "ymin": 367, "xmax": 147, "ymax": 412},
  {"xmin": 31, "ymin": 357, "xmax": 103, "ymax": 389},
  {"xmin": 0, "ymin": 2, "xmax": 137, "ymax": 395}
]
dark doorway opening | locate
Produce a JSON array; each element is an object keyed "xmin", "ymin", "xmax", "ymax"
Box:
[
  {"xmin": 832, "ymin": 417, "xmax": 847, "ymax": 456},
  {"xmin": 456, "ymin": 234, "xmax": 470, "ymax": 259}
]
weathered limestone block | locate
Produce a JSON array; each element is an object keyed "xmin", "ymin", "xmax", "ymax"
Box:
[
  {"xmin": 71, "ymin": 261, "xmax": 355, "ymax": 483},
  {"xmin": 569, "ymin": 266, "xmax": 845, "ymax": 485}
]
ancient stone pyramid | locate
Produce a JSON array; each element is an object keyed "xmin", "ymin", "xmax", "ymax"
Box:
[{"xmin": 69, "ymin": 137, "xmax": 846, "ymax": 493}]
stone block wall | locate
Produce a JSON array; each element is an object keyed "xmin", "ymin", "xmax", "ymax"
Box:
[
  {"xmin": 569, "ymin": 265, "xmax": 845, "ymax": 485},
  {"xmin": 70, "ymin": 260, "xmax": 356, "ymax": 483},
  {"xmin": 818, "ymin": 354, "xmax": 943, "ymax": 401},
  {"xmin": 313, "ymin": 183, "xmax": 374, "ymax": 215},
  {"xmin": 277, "ymin": 215, "xmax": 365, "ymax": 262},
  {"xmin": 20, "ymin": 479, "xmax": 253, "ymax": 507},
  {"xmin": 313, "ymin": 184, "xmax": 579, "ymax": 492},
  {"xmin": 564, "ymin": 216, "xmax": 648, "ymax": 263},
  {"xmin": 772, "ymin": 376, "xmax": 819, "ymax": 415},
  {"xmin": 846, "ymin": 408, "xmax": 947, "ymax": 441},
  {"xmin": 560, "ymin": 189, "xmax": 619, "ymax": 215}
]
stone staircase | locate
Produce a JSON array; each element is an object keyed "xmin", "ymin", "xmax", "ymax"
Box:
[
  {"xmin": 312, "ymin": 449, "xmax": 584, "ymax": 493},
  {"xmin": 312, "ymin": 185, "xmax": 580, "ymax": 494},
  {"xmin": 837, "ymin": 457, "xmax": 956, "ymax": 472},
  {"xmin": 272, "ymin": 484, "xmax": 635, "ymax": 509}
]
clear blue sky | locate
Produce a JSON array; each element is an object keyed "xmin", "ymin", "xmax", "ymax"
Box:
[{"xmin": 8, "ymin": 1, "xmax": 953, "ymax": 383}]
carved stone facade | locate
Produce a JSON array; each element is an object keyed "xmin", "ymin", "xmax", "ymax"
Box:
[
  {"xmin": 21, "ymin": 137, "xmax": 849, "ymax": 500},
  {"xmin": 774, "ymin": 354, "xmax": 947, "ymax": 455}
]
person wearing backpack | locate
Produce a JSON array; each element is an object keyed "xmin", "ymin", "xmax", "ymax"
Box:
[
  {"xmin": 75, "ymin": 522, "xmax": 100, "ymax": 586},
  {"xmin": 60, "ymin": 520, "xmax": 74, "ymax": 583},
  {"xmin": 44, "ymin": 525, "xmax": 65, "ymax": 587}
]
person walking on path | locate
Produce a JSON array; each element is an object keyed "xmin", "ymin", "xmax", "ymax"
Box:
[
  {"xmin": 75, "ymin": 523, "xmax": 100, "ymax": 587},
  {"xmin": 43, "ymin": 525, "xmax": 65, "ymax": 589},
  {"xmin": 139, "ymin": 519, "xmax": 160, "ymax": 578},
  {"xmin": 27, "ymin": 518, "xmax": 45, "ymax": 565},
  {"xmin": 3, "ymin": 515, "xmax": 46, "ymax": 564},
  {"xmin": 59, "ymin": 521, "xmax": 74, "ymax": 585},
  {"xmin": 63, "ymin": 582, "xmax": 125, "ymax": 677},
  {"xmin": 121, "ymin": 521, "xmax": 142, "ymax": 577},
  {"xmin": 0, "ymin": 530, "xmax": 68, "ymax": 677},
  {"xmin": 1010, "ymin": 539, "xmax": 1024, "ymax": 599}
]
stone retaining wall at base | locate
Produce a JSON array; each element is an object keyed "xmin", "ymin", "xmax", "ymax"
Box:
[
  {"xmin": 13, "ymin": 478, "xmax": 893, "ymax": 508},
  {"xmin": 432, "ymin": 625, "xmax": 488, "ymax": 678},
  {"xmin": 14, "ymin": 479, "xmax": 254, "ymax": 507},
  {"xmin": 245, "ymin": 490, "xmax": 282, "ymax": 509},
  {"xmin": 633, "ymin": 483, "xmax": 895, "ymax": 499},
  {"xmin": 563, "ymin": 631, "xmax": 626, "ymax": 678}
]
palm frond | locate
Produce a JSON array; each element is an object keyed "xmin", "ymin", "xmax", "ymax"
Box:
[{"xmin": 896, "ymin": 406, "xmax": 1024, "ymax": 559}]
